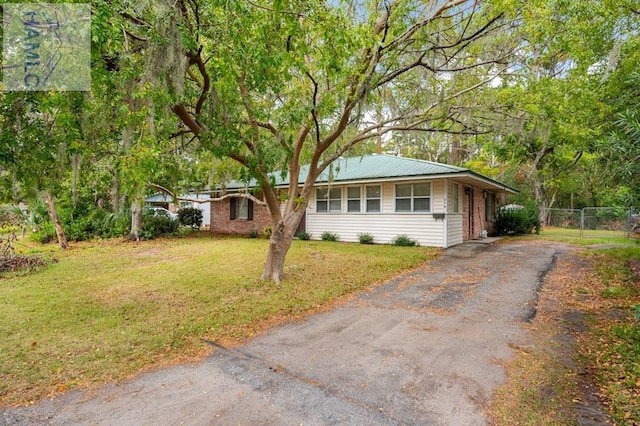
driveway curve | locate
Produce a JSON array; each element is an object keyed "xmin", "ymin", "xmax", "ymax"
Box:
[{"xmin": 1, "ymin": 240, "xmax": 561, "ymax": 425}]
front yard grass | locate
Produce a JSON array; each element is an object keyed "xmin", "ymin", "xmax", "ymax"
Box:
[
  {"xmin": 540, "ymin": 226, "xmax": 639, "ymax": 245},
  {"xmin": 0, "ymin": 234, "xmax": 438, "ymax": 407}
]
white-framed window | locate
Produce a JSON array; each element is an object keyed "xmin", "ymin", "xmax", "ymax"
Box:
[
  {"xmin": 316, "ymin": 187, "xmax": 342, "ymax": 213},
  {"xmin": 366, "ymin": 185, "xmax": 381, "ymax": 212},
  {"xmin": 347, "ymin": 186, "xmax": 361, "ymax": 213},
  {"xmin": 395, "ymin": 182, "xmax": 431, "ymax": 212},
  {"xmin": 453, "ymin": 183, "xmax": 459, "ymax": 213}
]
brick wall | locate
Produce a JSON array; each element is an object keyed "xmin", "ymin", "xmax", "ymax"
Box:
[
  {"xmin": 210, "ymin": 197, "xmax": 273, "ymax": 235},
  {"xmin": 463, "ymin": 188, "xmax": 491, "ymax": 240}
]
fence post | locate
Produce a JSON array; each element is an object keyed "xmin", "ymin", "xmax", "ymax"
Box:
[
  {"xmin": 627, "ymin": 208, "xmax": 632, "ymax": 239},
  {"xmin": 580, "ymin": 208, "xmax": 584, "ymax": 238}
]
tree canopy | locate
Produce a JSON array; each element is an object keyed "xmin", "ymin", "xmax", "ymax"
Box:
[{"xmin": 0, "ymin": 0, "xmax": 638, "ymax": 279}]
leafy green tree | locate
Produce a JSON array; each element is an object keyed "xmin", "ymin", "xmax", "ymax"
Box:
[
  {"xmin": 122, "ymin": 0, "xmax": 518, "ymax": 282},
  {"xmin": 489, "ymin": 0, "xmax": 631, "ymax": 218},
  {"xmin": 0, "ymin": 92, "xmax": 89, "ymax": 248}
]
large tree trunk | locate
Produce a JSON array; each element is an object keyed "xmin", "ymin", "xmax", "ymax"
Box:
[
  {"xmin": 128, "ymin": 195, "xmax": 144, "ymax": 241},
  {"xmin": 261, "ymin": 211, "xmax": 304, "ymax": 283},
  {"xmin": 533, "ymin": 178, "xmax": 551, "ymax": 225},
  {"xmin": 43, "ymin": 191, "xmax": 69, "ymax": 249}
]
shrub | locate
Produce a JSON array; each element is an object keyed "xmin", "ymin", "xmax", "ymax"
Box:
[
  {"xmin": 493, "ymin": 202, "xmax": 540, "ymax": 236},
  {"xmin": 358, "ymin": 233, "xmax": 374, "ymax": 244},
  {"xmin": 66, "ymin": 217, "xmax": 92, "ymax": 242},
  {"xmin": 96, "ymin": 212, "xmax": 130, "ymax": 238},
  {"xmin": 321, "ymin": 231, "xmax": 339, "ymax": 241},
  {"xmin": 140, "ymin": 214, "xmax": 179, "ymax": 240},
  {"xmin": 297, "ymin": 231, "xmax": 311, "ymax": 240},
  {"xmin": 67, "ymin": 209, "xmax": 130, "ymax": 241},
  {"xmin": 30, "ymin": 222, "xmax": 56, "ymax": 244},
  {"xmin": 177, "ymin": 207, "xmax": 203, "ymax": 229},
  {"xmin": 392, "ymin": 234, "xmax": 417, "ymax": 246},
  {"xmin": 262, "ymin": 226, "xmax": 273, "ymax": 239},
  {"xmin": 249, "ymin": 228, "xmax": 259, "ymax": 238}
]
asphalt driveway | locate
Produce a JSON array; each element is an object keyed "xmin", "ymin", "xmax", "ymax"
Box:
[{"xmin": 1, "ymin": 240, "xmax": 560, "ymax": 425}]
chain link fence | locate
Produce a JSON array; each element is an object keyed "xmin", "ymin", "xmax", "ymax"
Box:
[{"xmin": 543, "ymin": 207, "xmax": 640, "ymax": 239}]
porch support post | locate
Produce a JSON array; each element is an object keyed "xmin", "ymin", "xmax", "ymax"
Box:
[{"xmin": 443, "ymin": 179, "xmax": 448, "ymax": 248}]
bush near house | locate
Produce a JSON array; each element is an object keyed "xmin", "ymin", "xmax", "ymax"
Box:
[
  {"xmin": 297, "ymin": 231, "xmax": 311, "ymax": 240},
  {"xmin": 177, "ymin": 207, "xmax": 203, "ymax": 229},
  {"xmin": 358, "ymin": 233, "xmax": 374, "ymax": 244},
  {"xmin": 321, "ymin": 231, "xmax": 339, "ymax": 241},
  {"xmin": 140, "ymin": 213, "xmax": 179, "ymax": 240},
  {"xmin": 493, "ymin": 202, "xmax": 541, "ymax": 236},
  {"xmin": 392, "ymin": 234, "xmax": 417, "ymax": 246}
]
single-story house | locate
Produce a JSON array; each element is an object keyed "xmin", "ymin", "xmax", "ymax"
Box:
[
  {"xmin": 210, "ymin": 154, "xmax": 518, "ymax": 248},
  {"xmin": 145, "ymin": 192, "xmax": 211, "ymax": 228}
]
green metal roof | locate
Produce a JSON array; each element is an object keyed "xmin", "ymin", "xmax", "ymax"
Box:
[
  {"xmin": 307, "ymin": 154, "xmax": 468, "ymax": 183},
  {"xmin": 224, "ymin": 154, "xmax": 517, "ymax": 193}
]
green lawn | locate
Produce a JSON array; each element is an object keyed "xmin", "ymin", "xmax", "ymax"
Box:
[
  {"xmin": 0, "ymin": 234, "xmax": 438, "ymax": 406},
  {"xmin": 540, "ymin": 226, "xmax": 639, "ymax": 245}
]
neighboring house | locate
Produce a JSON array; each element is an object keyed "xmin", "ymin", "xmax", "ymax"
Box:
[
  {"xmin": 210, "ymin": 154, "xmax": 518, "ymax": 248},
  {"xmin": 145, "ymin": 192, "xmax": 211, "ymax": 228}
]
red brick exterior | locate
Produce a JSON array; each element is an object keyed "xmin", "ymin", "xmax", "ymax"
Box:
[
  {"xmin": 210, "ymin": 196, "xmax": 272, "ymax": 236},
  {"xmin": 462, "ymin": 188, "xmax": 503, "ymax": 240}
]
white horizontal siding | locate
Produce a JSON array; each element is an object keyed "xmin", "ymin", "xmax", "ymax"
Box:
[
  {"xmin": 382, "ymin": 182, "xmax": 394, "ymax": 212},
  {"xmin": 432, "ymin": 180, "xmax": 444, "ymax": 213},
  {"xmin": 303, "ymin": 178, "xmax": 456, "ymax": 246},
  {"xmin": 447, "ymin": 214, "xmax": 464, "ymax": 246},
  {"xmin": 306, "ymin": 213, "xmax": 445, "ymax": 247}
]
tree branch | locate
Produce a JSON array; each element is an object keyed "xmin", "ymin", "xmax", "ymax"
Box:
[
  {"xmin": 305, "ymin": 71, "xmax": 321, "ymax": 144},
  {"xmin": 187, "ymin": 50, "xmax": 210, "ymax": 117},
  {"xmin": 172, "ymin": 104, "xmax": 203, "ymax": 136},
  {"xmin": 147, "ymin": 183, "xmax": 267, "ymax": 206},
  {"xmin": 382, "ymin": 0, "xmax": 468, "ymax": 52}
]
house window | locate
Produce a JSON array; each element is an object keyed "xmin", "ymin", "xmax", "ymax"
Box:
[
  {"xmin": 347, "ymin": 187, "xmax": 361, "ymax": 213},
  {"xmin": 366, "ymin": 185, "xmax": 381, "ymax": 212},
  {"xmin": 453, "ymin": 183, "xmax": 459, "ymax": 213},
  {"xmin": 316, "ymin": 187, "xmax": 342, "ymax": 213},
  {"xmin": 395, "ymin": 183, "xmax": 431, "ymax": 212},
  {"xmin": 230, "ymin": 197, "xmax": 253, "ymax": 220}
]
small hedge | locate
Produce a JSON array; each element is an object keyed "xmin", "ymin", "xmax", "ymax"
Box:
[
  {"xmin": 358, "ymin": 233, "xmax": 374, "ymax": 244},
  {"xmin": 321, "ymin": 231, "xmax": 339, "ymax": 241},
  {"xmin": 297, "ymin": 231, "xmax": 311, "ymax": 240},
  {"xmin": 392, "ymin": 234, "xmax": 417, "ymax": 246}
]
